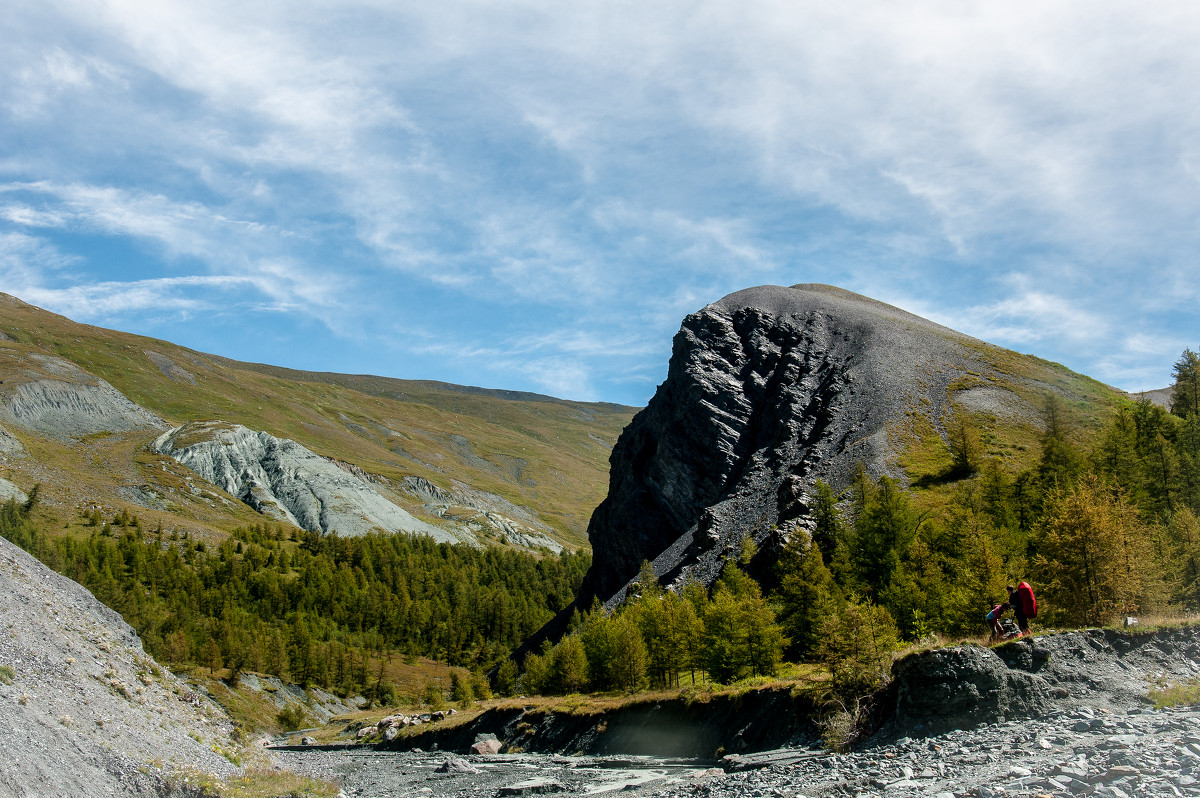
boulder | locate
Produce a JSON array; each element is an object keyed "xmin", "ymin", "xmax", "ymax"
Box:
[
  {"xmin": 435, "ymin": 756, "xmax": 480, "ymax": 773},
  {"xmin": 892, "ymin": 645, "xmax": 1054, "ymax": 734},
  {"xmin": 470, "ymin": 738, "xmax": 503, "ymax": 755}
]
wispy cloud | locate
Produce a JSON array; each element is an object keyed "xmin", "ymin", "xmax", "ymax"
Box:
[{"xmin": 1, "ymin": 1, "xmax": 1197, "ymax": 403}]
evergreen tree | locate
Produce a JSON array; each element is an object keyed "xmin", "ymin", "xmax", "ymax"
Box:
[
  {"xmin": 818, "ymin": 600, "xmax": 898, "ymax": 699},
  {"xmin": 948, "ymin": 415, "xmax": 982, "ymax": 478},
  {"xmin": 547, "ymin": 635, "xmax": 589, "ymax": 694},
  {"xmin": 1172, "ymin": 348, "xmax": 1200, "ymax": 420},
  {"xmin": 701, "ymin": 559, "xmax": 785, "ymax": 682},
  {"xmin": 493, "ymin": 657, "xmax": 518, "ymax": 697},
  {"xmin": 774, "ymin": 531, "xmax": 841, "ymax": 660},
  {"xmin": 850, "ymin": 476, "xmax": 917, "ymax": 596},
  {"xmin": 809, "ymin": 480, "xmax": 845, "ymax": 568},
  {"xmin": 1038, "ymin": 394, "xmax": 1084, "ymax": 491}
]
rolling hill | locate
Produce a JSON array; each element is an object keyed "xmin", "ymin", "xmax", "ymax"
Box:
[{"xmin": 0, "ymin": 293, "xmax": 637, "ymax": 550}]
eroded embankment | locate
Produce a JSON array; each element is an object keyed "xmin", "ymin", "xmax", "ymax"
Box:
[
  {"xmin": 373, "ymin": 625, "xmax": 1200, "ymax": 759},
  {"xmin": 377, "ymin": 686, "xmax": 821, "ymax": 759},
  {"xmin": 870, "ymin": 625, "xmax": 1200, "ymax": 739}
]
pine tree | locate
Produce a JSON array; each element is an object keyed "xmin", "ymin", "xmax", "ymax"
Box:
[
  {"xmin": 948, "ymin": 415, "xmax": 982, "ymax": 478},
  {"xmin": 818, "ymin": 600, "xmax": 898, "ymax": 699},
  {"xmin": 1172, "ymin": 348, "xmax": 1200, "ymax": 420},
  {"xmin": 809, "ymin": 480, "xmax": 845, "ymax": 568},
  {"xmin": 547, "ymin": 635, "xmax": 589, "ymax": 694},
  {"xmin": 850, "ymin": 476, "xmax": 917, "ymax": 596},
  {"xmin": 774, "ymin": 531, "xmax": 841, "ymax": 660}
]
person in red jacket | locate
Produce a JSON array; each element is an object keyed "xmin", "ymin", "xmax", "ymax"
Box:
[{"xmin": 1007, "ymin": 582, "xmax": 1037, "ymax": 636}]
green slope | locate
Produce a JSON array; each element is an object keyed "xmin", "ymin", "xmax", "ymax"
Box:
[{"xmin": 0, "ymin": 294, "xmax": 636, "ymax": 548}]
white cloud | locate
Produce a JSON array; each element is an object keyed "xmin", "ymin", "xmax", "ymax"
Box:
[
  {"xmin": 4, "ymin": 0, "xmax": 1200, "ymax": 403},
  {"xmin": 955, "ymin": 286, "xmax": 1109, "ymax": 347}
]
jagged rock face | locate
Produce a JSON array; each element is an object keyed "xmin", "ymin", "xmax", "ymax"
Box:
[
  {"xmin": 582, "ymin": 284, "xmax": 990, "ymax": 604},
  {"xmin": 403, "ymin": 476, "xmax": 564, "ymax": 553},
  {"xmin": 154, "ymin": 421, "xmax": 466, "ymax": 542},
  {"xmin": 890, "ymin": 644, "xmax": 1054, "ymax": 733}
]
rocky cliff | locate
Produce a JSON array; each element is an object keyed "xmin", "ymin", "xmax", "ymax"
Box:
[
  {"xmin": 0, "ymin": 352, "xmax": 166, "ymax": 441},
  {"xmin": 579, "ymin": 284, "xmax": 1063, "ymax": 606}
]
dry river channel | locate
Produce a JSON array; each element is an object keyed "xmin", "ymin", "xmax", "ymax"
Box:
[{"xmin": 275, "ymin": 702, "xmax": 1200, "ymax": 798}]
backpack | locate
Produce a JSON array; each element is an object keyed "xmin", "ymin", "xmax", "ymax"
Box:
[{"xmin": 1016, "ymin": 581, "xmax": 1037, "ymax": 618}]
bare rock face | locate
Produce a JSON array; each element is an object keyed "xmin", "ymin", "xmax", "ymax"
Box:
[
  {"xmin": 0, "ymin": 353, "xmax": 166, "ymax": 441},
  {"xmin": 580, "ymin": 284, "xmax": 995, "ymax": 605},
  {"xmin": 153, "ymin": 421, "xmax": 467, "ymax": 542},
  {"xmin": 890, "ymin": 645, "xmax": 1055, "ymax": 734}
]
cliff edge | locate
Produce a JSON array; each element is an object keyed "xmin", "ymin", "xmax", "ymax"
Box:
[{"xmin": 581, "ymin": 284, "xmax": 1003, "ymax": 605}]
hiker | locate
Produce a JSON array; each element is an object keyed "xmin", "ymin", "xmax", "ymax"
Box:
[
  {"xmin": 985, "ymin": 602, "xmax": 1009, "ymax": 639},
  {"xmin": 1007, "ymin": 581, "xmax": 1038, "ymax": 636}
]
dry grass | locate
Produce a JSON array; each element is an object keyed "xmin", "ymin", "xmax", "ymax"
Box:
[
  {"xmin": 1149, "ymin": 677, "xmax": 1200, "ymax": 709},
  {"xmin": 173, "ymin": 767, "xmax": 340, "ymax": 798}
]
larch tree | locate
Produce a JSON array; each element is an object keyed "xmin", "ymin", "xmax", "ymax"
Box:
[
  {"xmin": 1032, "ymin": 474, "xmax": 1163, "ymax": 626},
  {"xmin": 1172, "ymin": 348, "xmax": 1200, "ymax": 420}
]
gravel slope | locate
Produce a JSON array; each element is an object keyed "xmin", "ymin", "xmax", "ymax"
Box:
[{"xmin": 0, "ymin": 536, "xmax": 239, "ymax": 797}]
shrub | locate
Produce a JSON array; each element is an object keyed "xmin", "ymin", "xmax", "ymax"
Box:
[{"xmin": 276, "ymin": 704, "xmax": 308, "ymax": 731}]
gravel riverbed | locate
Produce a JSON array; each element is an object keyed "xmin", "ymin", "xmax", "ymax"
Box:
[{"xmin": 276, "ymin": 703, "xmax": 1200, "ymax": 798}]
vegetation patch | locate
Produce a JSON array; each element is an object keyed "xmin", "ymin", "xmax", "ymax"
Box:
[{"xmin": 1149, "ymin": 676, "xmax": 1200, "ymax": 709}]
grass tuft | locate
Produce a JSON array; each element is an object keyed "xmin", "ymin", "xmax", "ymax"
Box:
[{"xmin": 1149, "ymin": 677, "xmax": 1200, "ymax": 709}]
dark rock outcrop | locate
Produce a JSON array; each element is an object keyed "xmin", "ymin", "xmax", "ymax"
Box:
[
  {"xmin": 890, "ymin": 644, "xmax": 1055, "ymax": 734},
  {"xmin": 579, "ymin": 284, "xmax": 995, "ymax": 606}
]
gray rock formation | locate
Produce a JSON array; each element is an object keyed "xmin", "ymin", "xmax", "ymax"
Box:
[
  {"xmin": 580, "ymin": 284, "xmax": 1009, "ymax": 605},
  {"xmin": 891, "ymin": 643, "xmax": 1056, "ymax": 734},
  {"xmin": 404, "ymin": 476, "xmax": 563, "ymax": 553},
  {"xmin": 0, "ymin": 535, "xmax": 238, "ymax": 796},
  {"xmin": 153, "ymin": 421, "xmax": 468, "ymax": 542},
  {"xmin": 0, "ymin": 423, "xmax": 24, "ymax": 457},
  {"xmin": 0, "ymin": 353, "xmax": 166, "ymax": 441}
]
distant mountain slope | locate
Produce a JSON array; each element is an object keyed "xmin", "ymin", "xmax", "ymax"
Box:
[
  {"xmin": 579, "ymin": 283, "xmax": 1128, "ymax": 606},
  {"xmin": 0, "ymin": 294, "xmax": 636, "ymax": 549}
]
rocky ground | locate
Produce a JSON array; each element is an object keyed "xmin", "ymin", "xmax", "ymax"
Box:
[
  {"xmin": 0, "ymin": 536, "xmax": 239, "ymax": 798},
  {"xmin": 277, "ymin": 702, "xmax": 1200, "ymax": 797},
  {"xmin": 278, "ymin": 625, "xmax": 1200, "ymax": 798}
]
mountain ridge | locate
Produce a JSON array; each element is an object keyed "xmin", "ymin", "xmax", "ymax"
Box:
[
  {"xmin": 568, "ymin": 282, "xmax": 1128, "ymax": 618},
  {"xmin": 0, "ymin": 293, "xmax": 635, "ymax": 549}
]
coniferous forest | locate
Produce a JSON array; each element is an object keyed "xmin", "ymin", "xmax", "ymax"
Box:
[
  {"xmin": 519, "ymin": 348, "xmax": 1200, "ymax": 698},
  {"xmin": 0, "ymin": 509, "xmax": 587, "ymax": 699},
  {"xmin": 3, "ymin": 348, "xmax": 1200, "ymax": 703}
]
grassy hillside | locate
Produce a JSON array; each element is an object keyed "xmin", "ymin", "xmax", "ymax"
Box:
[
  {"xmin": 0, "ymin": 294, "xmax": 636, "ymax": 549},
  {"xmin": 893, "ymin": 336, "xmax": 1129, "ymax": 511}
]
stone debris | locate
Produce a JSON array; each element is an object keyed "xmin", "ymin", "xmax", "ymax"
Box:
[
  {"xmin": 497, "ymin": 777, "xmax": 567, "ymax": 795},
  {"xmin": 276, "ymin": 703, "xmax": 1200, "ymax": 797},
  {"xmin": 0, "ymin": 535, "xmax": 239, "ymax": 796}
]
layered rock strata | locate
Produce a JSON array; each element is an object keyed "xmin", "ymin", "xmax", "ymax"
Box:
[
  {"xmin": 154, "ymin": 421, "xmax": 465, "ymax": 542},
  {"xmin": 581, "ymin": 284, "xmax": 996, "ymax": 605}
]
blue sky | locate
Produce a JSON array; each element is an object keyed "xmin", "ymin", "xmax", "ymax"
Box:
[{"xmin": 2, "ymin": 1, "xmax": 1198, "ymax": 406}]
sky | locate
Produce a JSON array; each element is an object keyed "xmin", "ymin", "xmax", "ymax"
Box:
[{"xmin": 1, "ymin": 1, "xmax": 1198, "ymax": 406}]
